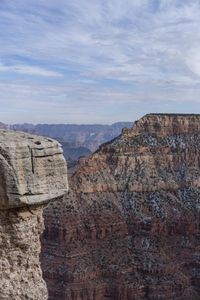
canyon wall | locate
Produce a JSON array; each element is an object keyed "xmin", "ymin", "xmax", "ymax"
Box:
[
  {"xmin": 0, "ymin": 130, "xmax": 68, "ymax": 300},
  {"xmin": 42, "ymin": 114, "xmax": 200, "ymax": 300}
]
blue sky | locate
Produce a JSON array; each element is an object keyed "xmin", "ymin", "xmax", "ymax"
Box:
[{"xmin": 1, "ymin": 0, "xmax": 200, "ymax": 123}]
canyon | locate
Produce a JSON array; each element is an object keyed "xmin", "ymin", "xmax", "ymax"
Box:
[
  {"xmin": 41, "ymin": 114, "xmax": 200, "ymax": 300},
  {"xmin": 10, "ymin": 122, "xmax": 133, "ymax": 165},
  {"xmin": 0, "ymin": 130, "xmax": 68, "ymax": 299},
  {"xmin": 2, "ymin": 114, "xmax": 200, "ymax": 300}
]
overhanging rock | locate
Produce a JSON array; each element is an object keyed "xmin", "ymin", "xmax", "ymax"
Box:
[
  {"xmin": 0, "ymin": 129, "xmax": 68, "ymax": 300},
  {"xmin": 0, "ymin": 130, "xmax": 68, "ymax": 209}
]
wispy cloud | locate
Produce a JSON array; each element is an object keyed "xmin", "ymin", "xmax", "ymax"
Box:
[
  {"xmin": 0, "ymin": 63, "xmax": 62, "ymax": 77},
  {"xmin": 0, "ymin": 0, "xmax": 200, "ymax": 123}
]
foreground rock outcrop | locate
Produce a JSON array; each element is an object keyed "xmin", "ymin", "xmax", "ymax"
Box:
[
  {"xmin": 0, "ymin": 130, "xmax": 68, "ymax": 299},
  {"xmin": 42, "ymin": 114, "xmax": 200, "ymax": 300}
]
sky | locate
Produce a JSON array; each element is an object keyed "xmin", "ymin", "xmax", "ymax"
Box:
[{"xmin": 1, "ymin": 0, "xmax": 200, "ymax": 124}]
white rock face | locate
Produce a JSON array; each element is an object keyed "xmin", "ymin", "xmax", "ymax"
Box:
[
  {"xmin": 0, "ymin": 130, "xmax": 68, "ymax": 299},
  {"xmin": 0, "ymin": 130, "xmax": 68, "ymax": 209}
]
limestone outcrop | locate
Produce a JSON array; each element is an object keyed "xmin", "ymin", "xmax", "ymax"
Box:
[
  {"xmin": 42, "ymin": 114, "xmax": 200, "ymax": 300},
  {"xmin": 0, "ymin": 130, "xmax": 68, "ymax": 300}
]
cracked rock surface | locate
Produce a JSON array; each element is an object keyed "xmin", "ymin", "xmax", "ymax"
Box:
[{"xmin": 0, "ymin": 130, "xmax": 68, "ymax": 300}]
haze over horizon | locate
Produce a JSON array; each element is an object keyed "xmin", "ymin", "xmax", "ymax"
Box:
[{"xmin": 1, "ymin": 0, "xmax": 200, "ymax": 124}]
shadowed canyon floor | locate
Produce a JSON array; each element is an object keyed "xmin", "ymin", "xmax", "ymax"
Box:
[{"xmin": 41, "ymin": 114, "xmax": 200, "ymax": 300}]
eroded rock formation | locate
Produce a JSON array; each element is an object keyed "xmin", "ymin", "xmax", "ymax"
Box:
[
  {"xmin": 0, "ymin": 130, "xmax": 68, "ymax": 300},
  {"xmin": 42, "ymin": 114, "xmax": 200, "ymax": 300}
]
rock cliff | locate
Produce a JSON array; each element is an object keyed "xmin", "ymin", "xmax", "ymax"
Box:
[
  {"xmin": 42, "ymin": 114, "xmax": 200, "ymax": 300},
  {"xmin": 0, "ymin": 130, "xmax": 68, "ymax": 300}
]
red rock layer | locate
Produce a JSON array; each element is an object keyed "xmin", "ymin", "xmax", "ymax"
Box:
[{"xmin": 41, "ymin": 114, "xmax": 200, "ymax": 300}]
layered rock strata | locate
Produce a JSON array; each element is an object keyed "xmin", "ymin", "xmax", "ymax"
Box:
[
  {"xmin": 0, "ymin": 130, "xmax": 68, "ymax": 300},
  {"xmin": 42, "ymin": 114, "xmax": 200, "ymax": 300}
]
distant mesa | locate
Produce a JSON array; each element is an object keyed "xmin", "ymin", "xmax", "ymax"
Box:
[{"xmin": 8, "ymin": 122, "xmax": 133, "ymax": 168}]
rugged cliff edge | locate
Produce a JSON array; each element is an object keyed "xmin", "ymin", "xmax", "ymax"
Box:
[
  {"xmin": 42, "ymin": 114, "xmax": 200, "ymax": 300},
  {"xmin": 0, "ymin": 130, "xmax": 68, "ymax": 300}
]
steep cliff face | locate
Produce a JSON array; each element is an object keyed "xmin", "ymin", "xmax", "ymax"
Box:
[
  {"xmin": 0, "ymin": 130, "xmax": 68, "ymax": 300},
  {"xmin": 42, "ymin": 114, "xmax": 200, "ymax": 300}
]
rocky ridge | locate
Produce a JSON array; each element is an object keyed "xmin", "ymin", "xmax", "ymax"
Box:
[
  {"xmin": 0, "ymin": 130, "xmax": 68, "ymax": 299},
  {"xmin": 42, "ymin": 114, "xmax": 200, "ymax": 300}
]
